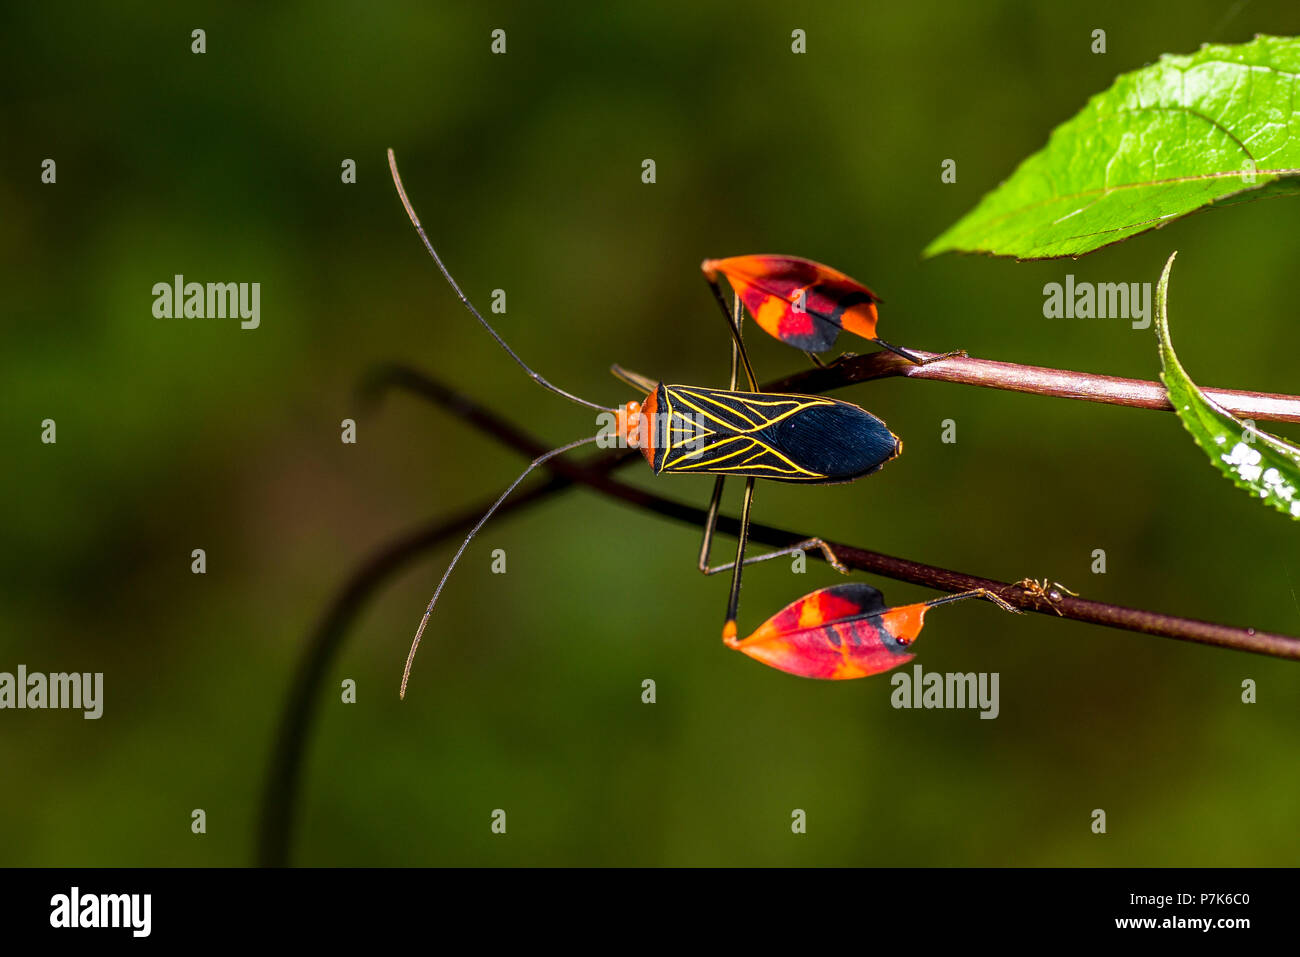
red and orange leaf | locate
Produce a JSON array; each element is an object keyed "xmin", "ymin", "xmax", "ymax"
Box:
[
  {"xmin": 725, "ymin": 582, "xmax": 923, "ymax": 679},
  {"xmin": 702, "ymin": 254, "xmax": 881, "ymax": 353}
]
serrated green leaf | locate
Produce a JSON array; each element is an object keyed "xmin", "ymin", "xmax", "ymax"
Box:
[
  {"xmin": 1155, "ymin": 251, "xmax": 1300, "ymax": 521},
  {"xmin": 926, "ymin": 36, "xmax": 1300, "ymax": 260}
]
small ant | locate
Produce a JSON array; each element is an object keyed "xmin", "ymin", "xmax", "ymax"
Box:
[{"xmin": 1013, "ymin": 578, "xmax": 1079, "ymax": 615}]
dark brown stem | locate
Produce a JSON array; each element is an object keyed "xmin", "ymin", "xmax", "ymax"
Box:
[
  {"xmin": 764, "ymin": 350, "xmax": 1300, "ymax": 424},
  {"xmin": 260, "ymin": 363, "xmax": 1300, "ymax": 865},
  {"xmin": 371, "ymin": 364, "xmax": 1300, "ymax": 659},
  {"xmin": 259, "ymin": 370, "xmax": 644, "ymax": 866}
]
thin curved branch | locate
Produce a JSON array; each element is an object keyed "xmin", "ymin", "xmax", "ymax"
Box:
[
  {"xmin": 370, "ymin": 364, "xmax": 1300, "ymax": 658},
  {"xmin": 259, "ymin": 372, "xmax": 642, "ymax": 867},
  {"xmin": 261, "ymin": 362, "xmax": 1300, "ymax": 865},
  {"xmin": 764, "ymin": 349, "xmax": 1300, "ymax": 424},
  {"xmin": 257, "ymin": 473, "xmax": 578, "ymax": 867}
]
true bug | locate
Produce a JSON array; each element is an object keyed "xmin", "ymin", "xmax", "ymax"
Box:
[
  {"xmin": 701, "ymin": 254, "xmax": 964, "ymax": 367},
  {"xmin": 386, "ymin": 150, "xmax": 1014, "ymax": 696}
]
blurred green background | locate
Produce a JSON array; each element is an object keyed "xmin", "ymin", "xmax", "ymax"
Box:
[{"xmin": 3, "ymin": 1, "xmax": 1299, "ymax": 866}]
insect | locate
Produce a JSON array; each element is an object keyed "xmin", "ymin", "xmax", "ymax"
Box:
[
  {"xmin": 701, "ymin": 254, "xmax": 964, "ymax": 367},
  {"xmin": 386, "ymin": 149, "xmax": 1013, "ymax": 696},
  {"xmin": 1013, "ymin": 578, "xmax": 1078, "ymax": 616}
]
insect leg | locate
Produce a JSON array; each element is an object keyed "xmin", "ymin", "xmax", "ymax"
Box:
[
  {"xmin": 726, "ymin": 300, "xmax": 741, "ymax": 392},
  {"xmin": 696, "ymin": 476, "xmax": 727, "ymax": 572},
  {"xmin": 1011, "ymin": 577, "xmax": 1078, "ymax": 615},
  {"xmin": 721, "ymin": 477, "xmax": 757, "ymax": 641},
  {"xmin": 701, "ymin": 538, "xmax": 849, "ymax": 576},
  {"xmin": 696, "ymin": 308, "xmax": 740, "ymax": 574},
  {"xmin": 695, "ymin": 470, "xmax": 848, "ymax": 576},
  {"xmin": 807, "ymin": 349, "xmax": 868, "ymax": 370},
  {"xmin": 925, "ymin": 588, "xmax": 1022, "ymax": 615},
  {"xmin": 873, "ymin": 337, "xmax": 968, "ymax": 366},
  {"xmin": 702, "ymin": 279, "xmax": 758, "ymax": 389}
]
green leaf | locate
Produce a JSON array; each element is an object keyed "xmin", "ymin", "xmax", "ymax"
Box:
[
  {"xmin": 926, "ymin": 35, "xmax": 1300, "ymax": 260},
  {"xmin": 1155, "ymin": 251, "xmax": 1300, "ymax": 521}
]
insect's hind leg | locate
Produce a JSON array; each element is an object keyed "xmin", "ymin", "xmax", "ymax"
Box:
[
  {"xmin": 721, "ymin": 477, "xmax": 756, "ymax": 642},
  {"xmin": 696, "ymin": 474, "xmax": 849, "ymax": 577},
  {"xmin": 697, "ymin": 475, "xmax": 727, "ymax": 573},
  {"xmin": 700, "ymin": 536, "xmax": 849, "ymax": 576}
]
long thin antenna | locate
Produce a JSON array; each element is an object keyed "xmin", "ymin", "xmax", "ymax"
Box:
[
  {"xmin": 400, "ymin": 433, "xmax": 601, "ymax": 698},
  {"xmin": 387, "ymin": 148, "xmax": 608, "ymax": 413}
]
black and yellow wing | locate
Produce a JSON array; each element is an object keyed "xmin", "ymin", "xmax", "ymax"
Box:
[{"xmin": 647, "ymin": 384, "xmax": 900, "ymax": 485}]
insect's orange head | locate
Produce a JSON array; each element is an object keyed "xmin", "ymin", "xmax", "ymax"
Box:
[
  {"xmin": 615, "ymin": 400, "xmax": 643, "ymax": 445},
  {"xmin": 615, "ymin": 388, "xmax": 658, "ymax": 465}
]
